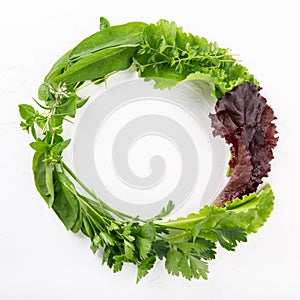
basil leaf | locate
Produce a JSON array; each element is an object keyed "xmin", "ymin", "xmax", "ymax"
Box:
[
  {"xmin": 70, "ymin": 22, "xmax": 147, "ymax": 59},
  {"xmin": 54, "ymin": 46, "xmax": 137, "ymax": 84}
]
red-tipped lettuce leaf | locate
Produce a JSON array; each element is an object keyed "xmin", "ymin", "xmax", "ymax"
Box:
[{"xmin": 210, "ymin": 82, "xmax": 278, "ymax": 206}]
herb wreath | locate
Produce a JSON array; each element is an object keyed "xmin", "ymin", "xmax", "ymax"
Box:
[{"xmin": 19, "ymin": 18, "xmax": 278, "ymax": 282}]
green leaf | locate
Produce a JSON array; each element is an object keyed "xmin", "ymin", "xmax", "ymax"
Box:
[
  {"xmin": 151, "ymin": 200, "xmax": 175, "ymax": 221},
  {"xmin": 136, "ymin": 255, "xmax": 156, "ymax": 283},
  {"xmin": 165, "ymin": 248, "xmax": 183, "ymax": 276},
  {"xmin": 189, "ymin": 256, "xmax": 209, "ymax": 280},
  {"xmin": 30, "ymin": 141, "xmax": 48, "ymax": 153},
  {"xmin": 179, "ymin": 256, "xmax": 192, "ymax": 280},
  {"xmin": 112, "ymin": 255, "xmax": 125, "ymax": 273},
  {"xmin": 99, "ymin": 17, "xmax": 110, "ymax": 30},
  {"xmin": 54, "ymin": 46, "xmax": 137, "ymax": 84},
  {"xmin": 70, "ymin": 207, "xmax": 82, "ymax": 233},
  {"xmin": 82, "ymin": 215, "xmax": 94, "ymax": 238},
  {"xmin": 38, "ymin": 84, "xmax": 51, "ymax": 101},
  {"xmin": 70, "ymin": 22, "xmax": 147, "ymax": 59},
  {"xmin": 136, "ymin": 237, "xmax": 152, "ymax": 260},
  {"xmin": 153, "ymin": 240, "xmax": 169, "ymax": 259},
  {"xmin": 212, "ymin": 227, "xmax": 247, "ymax": 251},
  {"xmin": 138, "ymin": 67, "xmax": 185, "ymax": 90},
  {"xmin": 57, "ymin": 97, "xmax": 77, "ymax": 118},
  {"xmin": 19, "ymin": 104, "xmax": 35, "ymax": 120},
  {"xmin": 32, "ymin": 152, "xmax": 53, "ymax": 206},
  {"xmin": 52, "ymin": 171, "xmax": 80, "ymax": 230},
  {"xmin": 139, "ymin": 222, "xmax": 156, "ymax": 239},
  {"xmin": 163, "ymin": 185, "xmax": 274, "ymax": 237},
  {"xmin": 124, "ymin": 240, "xmax": 135, "ymax": 260},
  {"xmin": 76, "ymin": 97, "xmax": 89, "ymax": 109},
  {"xmin": 50, "ymin": 139, "xmax": 71, "ymax": 155},
  {"xmin": 44, "ymin": 49, "xmax": 73, "ymax": 83},
  {"xmin": 45, "ymin": 164, "xmax": 55, "ymax": 207}
]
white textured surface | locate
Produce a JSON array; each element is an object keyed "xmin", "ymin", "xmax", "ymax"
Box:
[{"xmin": 1, "ymin": 0, "xmax": 299, "ymax": 299}]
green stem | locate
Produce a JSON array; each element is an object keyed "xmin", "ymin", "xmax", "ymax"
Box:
[
  {"xmin": 161, "ymin": 215, "xmax": 206, "ymax": 229},
  {"xmin": 61, "ymin": 161, "xmax": 133, "ymax": 220}
]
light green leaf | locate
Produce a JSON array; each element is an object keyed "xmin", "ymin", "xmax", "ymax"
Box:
[
  {"xmin": 38, "ymin": 83, "xmax": 51, "ymax": 101},
  {"xmin": 19, "ymin": 104, "xmax": 35, "ymax": 120},
  {"xmin": 30, "ymin": 141, "xmax": 48, "ymax": 153},
  {"xmin": 165, "ymin": 248, "xmax": 183, "ymax": 276},
  {"xmin": 124, "ymin": 240, "xmax": 135, "ymax": 260},
  {"xmin": 99, "ymin": 17, "xmax": 110, "ymax": 30},
  {"xmin": 136, "ymin": 237, "xmax": 152, "ymax": 260}
]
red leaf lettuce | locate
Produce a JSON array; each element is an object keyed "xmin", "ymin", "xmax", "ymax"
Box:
[{"xmin": 210, "ymin": 82, "xmax": 278, "ymax": 206}]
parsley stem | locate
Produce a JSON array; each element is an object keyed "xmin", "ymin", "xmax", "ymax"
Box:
[{"xmin": 61, "ymin": 161, "xmax": 132, "ymax": 220}]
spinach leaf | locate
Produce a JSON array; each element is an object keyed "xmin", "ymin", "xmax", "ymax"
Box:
[
  {"xmin": 70, "ymin": 22, "xmax": 147, "ymax": 59},
  {"xmin": 52, "ymin": 171, "xmax": 80, "ymax": 230},
  {"xmin": 54, "ymin": 46, "xmax": 137, "ymax": 84}
]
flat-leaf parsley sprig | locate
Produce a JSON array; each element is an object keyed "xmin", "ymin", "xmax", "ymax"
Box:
[{"xmin": 19, "ymin": 17, "xmax": 277, "ymax": 282}]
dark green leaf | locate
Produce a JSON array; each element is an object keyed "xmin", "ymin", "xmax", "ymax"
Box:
[
  {"xmin": 32, "ymin": 152, "xmax": 52, "ymax": 206},
  {"xmin": 52, "ymin": 171, "xmax": 80, "ymax": 230},
  {"xmin": 55, "ymin": 46, "xmax": 137, "ymax": 84},
  {"xmin": 70, "ymin": 22, "xmax": 147, "ymax": 59},
  {"xmin": 70, "ymin": 207, "xmax": 82, "ymax": 233},
  {"xmin": 139, "ymin": 222, "xmax": 156, "ymax": 239},
  {"xmin": 212, "ymin": 227, "xmax": 247, "ymax": 251},
  {"xmin": 136, "ymin": 255, "xmax": 156, "ymax": 283},
  {"xmin": 153, "ymin": 240, "xmax": 169, "ymax": 259}
]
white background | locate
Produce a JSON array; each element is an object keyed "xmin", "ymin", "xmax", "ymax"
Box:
[{"xmin": 1, "ymin": 0, "xmax": 299, "ymax": 299}]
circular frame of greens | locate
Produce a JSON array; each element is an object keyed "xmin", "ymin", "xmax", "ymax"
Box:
[{"xmin": 19, "ymin": 18, "xmax": 277, "ymax": 282}]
